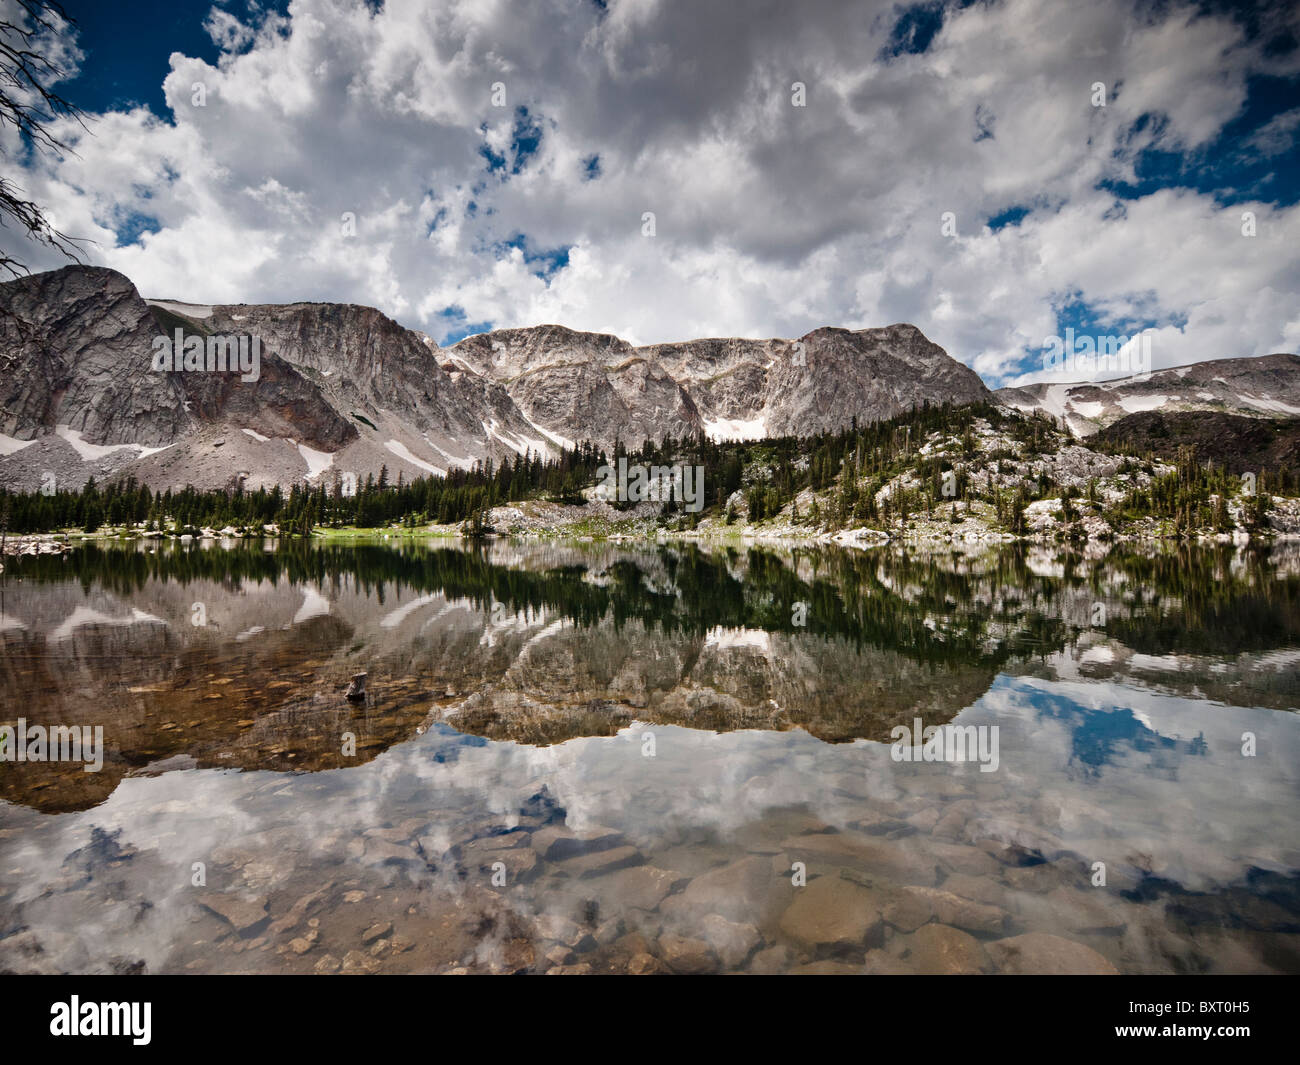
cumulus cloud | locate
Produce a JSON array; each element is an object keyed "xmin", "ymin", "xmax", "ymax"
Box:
[{"xmin": 2, "ymin": 0, "xmax": 1298, "ymax": 384}]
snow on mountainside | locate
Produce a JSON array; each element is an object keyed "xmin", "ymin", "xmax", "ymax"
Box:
[
  {"xmin": 3, "ymin": 264, "xmax": 1296, "ymax": 493},
  {"xmin": 995, "ymin": 354, "xmax": 1300, "ymax": 436},
  {"xmin": 2, "ymin": 266, "xmax": 999, "ymax": 491}
]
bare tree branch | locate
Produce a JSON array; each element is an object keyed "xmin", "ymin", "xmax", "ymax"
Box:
[{"xmin": 0, "ymin": 0, "xmax": 94, "ymax": 278}]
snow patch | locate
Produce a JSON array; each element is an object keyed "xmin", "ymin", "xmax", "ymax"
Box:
[
  {"xmin": 1241, "ymin": 395, "xmax": 1300, "ymax": 415},
  {"xmin": 704, "ymin": 415, "xmax": 767, "ymax": 442},
  {"xmin": 298, "ymin": 443, "xmax": 334, "ymax": 478},
  {"xmin": 0, "ymin": 433, "xmax": 36, "ymax": 456},
  {"xmin": 704, "ymin": 625, "xmax": 772, "ymax": 653},
  {"xmin": 242, "ymin": 428, "xmax": 270, "ymax": 443},
  {"xmin": 480, "ymin": 418, "xmax": 549, "ymax": 457},
  {"xmin": 423, "ymin": 437, "xmax": 474, "ymax": 467},
  {"xmin": 1117, "ymin": 394, "xmax": 1169, "ymax": 413},
  {"xmin": 525, "ymin": 417, "xmax": 574, "ymax": 452},
  {"xmin": 292, "ymin": 587, "xmax": 331, "ymax": 625},
  {"xmin": 51, "ymin": 606, "xmax": 166, "ymax": 642},
  {"xmin": 384, "ymin": 439, "xmax": 446, "ymax": 476},
  {"xmin": 55, "ymin": 425, "xmax": 171, "ymax": 461},
  {"xmin": 381, "ymin": 593, "xmax": 440, "ymax": 629}
]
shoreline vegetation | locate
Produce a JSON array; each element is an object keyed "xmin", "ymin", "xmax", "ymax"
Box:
[{"xmin": 4, "ymin": 403, "xmax": 1300, "ymax": 554}]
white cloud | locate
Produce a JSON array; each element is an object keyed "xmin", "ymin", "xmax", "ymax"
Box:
[{"xmin": 2, "ymin": 0, "xmax": 1298, "ymax": 384}]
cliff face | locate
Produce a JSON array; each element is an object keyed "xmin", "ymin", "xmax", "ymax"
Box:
[
  {"xmin": 0, "ymin": 268, "xmax": 544, "ymax": 492},
  {"xmin": 451, "ymin": 321, "xmax": 993, "ymax": 450},
  {"xmin": 2, "ymin": 265, "xmax": 995, "ymax": 491},
  {"xmin": 447, "ymin": 325, "xmax": 704, "ymax": 449},
  {"xmin": 641, "ymin": 323, "xmax": 993, "ymax": 440},
  {"xmin": 0, "ymin": 266, "xmax": 192, "ymax": 448}
]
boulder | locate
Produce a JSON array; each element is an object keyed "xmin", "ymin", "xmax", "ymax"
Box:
[
  {"xmin": 896, "ymin": 923, "xmax": 988, "ymax": 974},
  {"xmin": 198, "ymin": 892, "xmax": 268, "ymax": 934},
  {"xmin": 698, "ymin": 914, "xmax": 762, "ymax": 968},
  {"xmin": 987, "ymin": 932, "xmax": 1119, "ymax": 974},
  {"xmin": 780, "ymin": 832, "xmax": 938, "ymax": 885},
  {"xmin": 657, "ymin": 933, "xmax": 718, "ymax": 974},
  {"xmin": 778, "ymin": 875, "xmax": 884, "ymax": 953},
  {"xmin": 594, "ymin": 865, "xmax": 685, "ymax": 910}
]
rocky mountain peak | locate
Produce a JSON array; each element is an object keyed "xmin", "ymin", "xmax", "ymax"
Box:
[{"xmin": 0, "ymin": 263, "xmax": 1135, "ymax": 493}]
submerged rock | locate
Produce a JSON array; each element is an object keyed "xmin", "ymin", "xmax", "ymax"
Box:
[
  {"xmin": 595, "ymin": 865, "xmax": 685, "ymax": 911},
  {"xmin": 198, "ymin": 892, "xmax": 269, "ymax": 934},
  {"xmin": 780, "ymin": 832, "xmax": 939, "ymax": 885},
  {"xmin": 895, "ymin": 923, "xmax": 988, "ymax": 974},
  {"xmin": 661, "ymin": 855, "xmax": 794, "ymax": 925},
  {"xmin": 778, "ymin": 875, "xmax": 884, "ymax": 953},
  {"xmin": 698, "ymin": 914, "xmax": 762, "ymax": 968},
  {"xmin": 899, "ymin": 886, "xmax": 1010, "ymax": 935},
  {"xmin": 657, "ymin": 932, "xmax": 718, "ymax": 973},
  {"xmin": 987, "ymin": 932, "xmax": 1119, "ymax": 974},
  {"xmin": 552, "ymin": 845, "xmax": 642, "ymax": 879}
]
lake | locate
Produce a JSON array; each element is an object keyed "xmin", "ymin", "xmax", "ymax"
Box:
[{"xmin": 1, "ymin": 538, "xmax": 1297, "ymax": 973}]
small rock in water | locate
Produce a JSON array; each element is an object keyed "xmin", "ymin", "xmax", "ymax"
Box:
[
  {"xmin": 530, "ymin": 824, "xmax": 624, "ymax": 861},
  {"xmin": 595, "ymin": 865, "xmax": 684, "ymax": 911},
  {"xmin": 543, "ymin": 944, "xmax": 574, "ymax": 967},
  {"xmin": 198, "ymin": 893, "xmax": 269, "ymax": 935},
  {"xmin": 790, "ymin": 960, "xmax": 864, "ymax": 975},
  {"xmin": 345, "ymin": 672, "xmax": 368, "ymax": 701},
  {"xmin": 657, "ymin": 933, "xmax": 717, "ymax": 974},
  {"xmin": 698, "ymin": 914, "xmax": 762, "ymax": 968},
  {"xmin": 626, "ymin": 951, "xmax": 666, "ymax": 975},
  {"xmin": 341, "ymin": 949, "xmax": 381, "ymax": 974},
  {"xmin": 361, "ymin": 921, "xmax": 392, "ymax": 945}
]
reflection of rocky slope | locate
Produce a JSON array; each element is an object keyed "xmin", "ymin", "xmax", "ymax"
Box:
[
  {"xmin": 445, "ymin": 623, "xmax": 994, "ymax": 746},
  {"xmin": 0, "ymin": 577, "xmax": 410, "ymax": 812},
  {"xmin": 1029, "ymin": 637, "xmax": 1300, "ymax": 711},
  {"xmin": 2, "ymin": 540, "xmax": 1296, "ymax": 813}
]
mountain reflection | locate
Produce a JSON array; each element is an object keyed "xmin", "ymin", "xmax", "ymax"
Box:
[{"xmin": 1, "ymin": 539, "xmax": 1296, "ymax": 813}]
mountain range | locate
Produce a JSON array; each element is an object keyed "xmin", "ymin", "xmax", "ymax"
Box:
[{"xmin": 1, "ymin": 264, "xmax": 1296, "ymax": 493}]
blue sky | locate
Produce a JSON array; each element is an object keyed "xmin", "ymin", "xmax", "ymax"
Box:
[{"xmin": 5, "ymin": 0, "xmax": 1299, "ymax": 381}]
